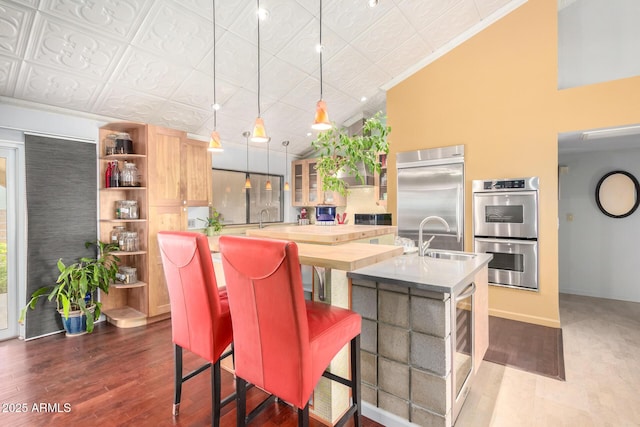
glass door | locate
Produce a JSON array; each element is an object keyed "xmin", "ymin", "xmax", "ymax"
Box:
[{"xmin": 0, "ymin": 147, "xmax": 17, "ymax": 340}]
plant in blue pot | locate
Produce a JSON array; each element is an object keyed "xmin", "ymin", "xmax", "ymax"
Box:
[{"xmin": 19, "ymin": 240, "xmax": 119, "ymax": 335}]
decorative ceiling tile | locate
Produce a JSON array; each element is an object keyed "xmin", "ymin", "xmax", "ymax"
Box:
[
  {"xmin": 40, "ymin": 0, "xmax": 152, "ymax": 40},
  {"xmin": 350, "ymin": 6, "xmax": 416, "ymax": 64},
  {"xmin": 110, "ymin": 47, "xmax": 191, "ymax": 98},
  {"xmin": 323, "ymin": 44, "xmax": 373, "ymax": 88},
  {"xmin": 156, "ymin": 101, "xmax": 211, "ymax": 133},
  {"xmin": 396, "ymin": 0, "xmax": 463, "ymax": 31},
  {"xmin": 26, "ymin": 14, "xmax": 124, "ymax": 79},
  {"xmin": 133, "ymin": 1, "xmax": 211, "ymax": 68},
  {"xmin": 173, "ymin": 70, "xmax": 238, "ymax": 110},
  {"xmin": 376, "ymin": 34, "xmax": 433, "ymax": 79},
  {"xmin": 227, "ymin": 1, "xmax": 314, "ymax": 56},
  {"xmin": 280, "ymin": 75, "xmax": 320, "ymax": 111},
  {"xmin": 208, "ymin": 31, "xmax": 257, "ymax": 87},
  {"xmin": 93, "ymin": 84, "xmax": 165, "ymax": 123},
  {"xmin": 0, "ymin": 2, "xmax": 36, "ymax": 58},
  {"xmin": 278, "ymin": 19, "xmax": 346, "ymax": 76},
  {"xmin": 420, "ymin": 0, "xmax": 482, "ymax": 50},
  {"xmin": 244, "ymin": 55, "xmax": 308, "ymax": 101},
  {"xmin": 14, "ymin": 62, "xmax": 103, "ymax": 109},
  {"xmin": 340, "ymin": 64, "xmax": 391, "ymax": 101},
  {"xmin": 0, "ymin": 54, "xmax": 20, "ymax": 96},
  {"xmin": 322, "ymin": 0, "xmax": 396, "ymax": 42},
  {"xmin": 475, "ymin": 0, "xmax": 513, "ymax": 18}
]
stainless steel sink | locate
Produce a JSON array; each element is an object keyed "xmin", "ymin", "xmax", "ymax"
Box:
[{"xmin": 424, "ymin": 250, "xmax": 476, "ymax": 261}]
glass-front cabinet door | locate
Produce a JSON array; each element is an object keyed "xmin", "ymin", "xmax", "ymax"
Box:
[
  {"xmin": 293, "ymin": 162, "xmax": 305, "ymax": 206},
  {"xmin": 307, "ymin": 160, "xmax": 318, "ymax": 204}
]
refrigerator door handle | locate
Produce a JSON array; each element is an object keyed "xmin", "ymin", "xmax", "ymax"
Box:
[{"xmin": 456, "ymin": 184, "xmax": 462, "ymax": 243}]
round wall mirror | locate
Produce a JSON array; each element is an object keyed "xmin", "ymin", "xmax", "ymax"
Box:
[{"xmin": 595, "ymin": 170, "xmax": 640, "ymax": 218}]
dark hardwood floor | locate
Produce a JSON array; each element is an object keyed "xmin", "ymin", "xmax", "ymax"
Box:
[{"xmin": 0, "ymin": 320, "xmax": 381, "ymax": 427}]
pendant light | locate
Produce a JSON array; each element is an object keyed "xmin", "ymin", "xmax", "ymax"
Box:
[
  {"xmin": 251, "ymin": 0, "xmax": 270, "ymax": 143},
  {"xmin": 265, "ymin": 138, "xmax": 272, "ymax": 191},
  {"xmin": 208, "ymin": 0, "xmax": 224, "ymax": 152},
  {"xmin": 243, "ymin": 131, "xmax": 252, "ymax": 189},
  {"xmin": 312, "ymin": 0, "xmax": 331, "ymax": 131},
  {"xmin": 282, "ymin": 140, "xmax": 290, "ymax": 191}
]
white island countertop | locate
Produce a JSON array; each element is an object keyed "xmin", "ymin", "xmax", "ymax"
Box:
[{"xmin": 347, "ymin": 251, "xmax": 493, "ymax": 295}]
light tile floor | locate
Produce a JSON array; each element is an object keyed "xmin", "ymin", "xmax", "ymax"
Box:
[{"xmin": 456, "ymin": 293, "xmax": 640, "ymax": 427}]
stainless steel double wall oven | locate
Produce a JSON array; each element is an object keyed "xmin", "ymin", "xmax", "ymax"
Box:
[{"xmin": 472, "ymin": 177, "xmax": 540, "ymax": 291}]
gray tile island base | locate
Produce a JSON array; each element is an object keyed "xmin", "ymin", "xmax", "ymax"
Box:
[{"xmin": 348, "ymin": 252, "xmax": 492, "ymax": 427}]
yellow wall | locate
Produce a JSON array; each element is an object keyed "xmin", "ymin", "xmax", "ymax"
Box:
[{"xmin": 387, "ymin": 0, "xmax": 640, "ymax": 327}]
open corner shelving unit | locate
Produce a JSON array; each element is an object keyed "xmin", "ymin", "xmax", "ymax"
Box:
[{"xmin": 98, "ymin": 123, "xmax": 149, "ymax": 328}]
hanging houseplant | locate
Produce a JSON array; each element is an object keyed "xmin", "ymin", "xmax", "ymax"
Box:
[{"xmin": 311, "ymin": 111, "xmax": 391, "ymax": 197}]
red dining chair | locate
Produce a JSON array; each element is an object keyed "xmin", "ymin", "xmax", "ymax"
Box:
[
  {"xmin": 218, "ymin": 235, "xmax": 362, "ymax": 427},
  {"xmin": 157, "ymin": 231, "xmax": 234, "ymax": 427}
]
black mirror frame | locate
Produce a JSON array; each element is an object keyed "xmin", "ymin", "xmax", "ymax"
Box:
[{"xmin": 595, "ymin": 170, "xmax": 640, "ymax": 218}]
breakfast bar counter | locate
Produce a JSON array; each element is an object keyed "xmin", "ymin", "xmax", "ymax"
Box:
[{"xmin": 245, "ymin": 224, "xmax": 397, "ymax": 245}]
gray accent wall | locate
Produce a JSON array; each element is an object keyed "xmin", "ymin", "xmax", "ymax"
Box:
[
  {"xmin": 558, "ymin": 147, "xmax": 640, "ymax": 303},
  {"xmin": 24, "ymin": 135, "xmax": 96, "ymax": 339}
]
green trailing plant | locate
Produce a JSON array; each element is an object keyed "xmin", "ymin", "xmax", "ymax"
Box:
[
  {"xmin": 311, "ymin": 111, "xmax": 391, "ymax": 197},
  {"xmin": 199, "ymin": 207, "xmax": 224, "ymax": 233},
  {"xmin": 19, "ymin": 240, "xmax": 120, "ymax": 333}
]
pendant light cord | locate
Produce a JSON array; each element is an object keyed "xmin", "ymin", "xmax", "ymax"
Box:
[
  {"xmin": 319, "ymin": 0, "xmax": 323, "ymax": 100},
  {"xmin": 213, "ymin": 0, "xmax": 217, "ymax": 129},
  {"xmin": 257, "ymin": 0, "xmax": 261, "ymax": 117}
]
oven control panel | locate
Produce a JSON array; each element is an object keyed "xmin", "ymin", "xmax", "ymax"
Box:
[
  {"xmin": 483, "ymin": 179, "xmax": 525, "ymax": 190},
  {"xmin": 473, "ymin": 176, "xmax": 539, "ymax": 192}
]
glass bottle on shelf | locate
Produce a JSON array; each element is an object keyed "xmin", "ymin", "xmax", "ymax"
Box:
[
  {"xmin": 110, "ymin": 161, "xmax": 120, "ymax": 188},
  {"xmin": 105, "ymin": 161, "xmax": 112, "ymax": 188},
  {"xmin": 120, "ymin": 161, "xmax": 138, "ymax": 187},
  {"xmin": 110, "ymin": 226, "xmax": 125, "ymax": 248},
  {"xmin": 105, "ymin": 133, "xmax": 117, "ymax": 156}
]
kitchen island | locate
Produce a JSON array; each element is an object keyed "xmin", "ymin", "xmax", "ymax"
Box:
[
  {"xmin": 209, "ymin": 225, "xmax": 402, "ymax": 425},
  {"xmin": 347, "ymin": 251, "xmax": 492, "ymax": 427}
]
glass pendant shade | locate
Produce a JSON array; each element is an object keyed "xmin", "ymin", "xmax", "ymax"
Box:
[
  {"xmin": 244, "ymin": 177, "xmax": 252, "ymax": 189},
  {"xmin": 284, "ymin": 181, "xmax": 290, "ymax": 191},
  {"xmin": 208, "ymin": 130, "xmax": 224, "ymax": 152},
  {"xmin": 265, "ymin": 179, "xmax": 272, "ymax": 191},
  {"xmin": 312, "ymin": 99, "xmax": 331, "ymax": 130},
  {"xmin": 251, "ymin": 117, "xmax": 269, "ymax": 143}
]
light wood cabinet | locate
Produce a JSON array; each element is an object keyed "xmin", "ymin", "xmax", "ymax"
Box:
[
  {"xmin": 291, "ymin": 158, "xmax": 345, "ymax": 207},
  {"xmin": 99, "ymin": 123, "xmax": 213, "ymax": 326},
  {"xmin": 98, "ymin": 122, "xmax": 151, "ymax": 328}
]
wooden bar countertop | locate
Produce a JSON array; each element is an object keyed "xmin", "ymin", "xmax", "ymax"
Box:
[
  {"xmin": 208, "ymin": 236, "xmax": 403, "ymax": 272},
  {"xmin": 245, "ymin": 224, "xmax": 397, "ymax": 245}
]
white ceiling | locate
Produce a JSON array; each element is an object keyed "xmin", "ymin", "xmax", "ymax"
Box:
[{"xmin": 0, "ymin": 0, "xmax": 523, "ymax": 156}]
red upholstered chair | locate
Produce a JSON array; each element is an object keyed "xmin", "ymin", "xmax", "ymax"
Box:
[
  {"xmin": 157, "ymin": 231, "xmax": 234, "ymax": 427},
  {"xmin": 218, "ymin": 235, "xmax": 362, "ymax": 427}
]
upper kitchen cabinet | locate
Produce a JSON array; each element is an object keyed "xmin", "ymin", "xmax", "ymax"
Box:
[
  {"xmin": 291, "ymin": 158, "xmax": 345, "ymax": 207},
  {"xmin": 374, "ymin": 153, "xmax": 388, "ymax": 208},
  {"xmin": 147, "ymin": 130, "xmax": 212, "ymax": 213}
]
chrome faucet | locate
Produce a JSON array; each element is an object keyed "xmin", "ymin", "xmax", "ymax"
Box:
[
  {"xmin": 418, "ymin": 216, "xmax": 450, "ymax": 256},
  {"xmin": 259, "ymin": 208, "xmax": 270, "ymax": 229}
]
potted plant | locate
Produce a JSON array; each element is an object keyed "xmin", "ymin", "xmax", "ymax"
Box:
[
  {"xmin": 19, "ymin": 240, "xmax": 119, "ymax": 335},
  {"xmin": 311, "ymin": 111, "xmax": 391, "ymax": 197},
  {"xmin": 199, "ymin": 207, "xmax": 224, "ymax": 236}
]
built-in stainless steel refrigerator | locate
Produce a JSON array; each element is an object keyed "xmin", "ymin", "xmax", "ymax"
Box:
[{"xmin": 396, "ymin": 145, "xmax": 464, "ymax": 251}]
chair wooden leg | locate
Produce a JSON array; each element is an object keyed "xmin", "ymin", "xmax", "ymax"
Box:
[
  {"xmin": 173, "ymin": 344, "xmax": 183, "ymax": 416},
  {"xmin": 298, "ymin": 404, "xmax": 310, "ymax": 427},
  {"xmin": 236, "ymin": 377, "xmax": 247, "ymax": 427},
  {"xmin": 351, "ymin": 335, "xmax": 362, "ymax": 427},
  {"xmin": 212, "ymin": 360, "xmax": 221, "ymax": 427}
]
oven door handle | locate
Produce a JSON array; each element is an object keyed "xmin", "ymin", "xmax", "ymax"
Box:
[
  {"xmin": 474, "ymin": 237, "xmax": 538, "ymax": 246},
  {"xmin": 456, "ymin": 282, "xmax": 476, "ymax": 302}
]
